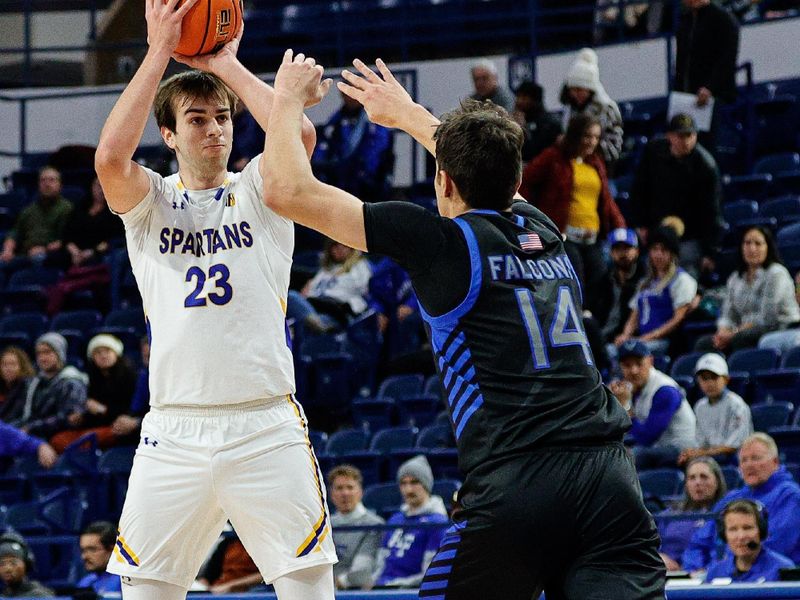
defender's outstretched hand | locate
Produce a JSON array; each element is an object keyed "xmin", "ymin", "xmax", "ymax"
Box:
[
  {"xmin": 338, "ymin": 59, "xmax": 414, "ymax": 129},
  {"xmin": 274, "ymin": 49, "xmax": 333, "ymax": 108}
]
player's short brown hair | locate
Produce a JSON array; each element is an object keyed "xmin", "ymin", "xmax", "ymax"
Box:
[
  {"xmin": 154, "ymin": 70, "xmax": 238, "ymax": 132},
  {"xmin": 432, "ymin": 99, "xmax": 523, "ymax": 211},
  {"xmin": 327, "ymin": 464, "xmax": 363, "ymax": 487}
]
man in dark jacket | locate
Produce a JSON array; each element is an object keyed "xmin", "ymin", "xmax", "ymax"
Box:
[
  {"xmin": 0, "ymin": 533, "xmax": 55, "ymax": 598},
  {"xmin": 630, "ymin": 114, "xmax": 724, "ymax": 278},
  {"xmin": 674, "ymin": 0, "xmax": 740, "ymax": 150},
  {"xmin": 8, "ymin": 332, "xmax": 87, "ymax": 440},
  {"xmin": 512, "ymin": 82, "xmax": 562, "ymax": 163}
]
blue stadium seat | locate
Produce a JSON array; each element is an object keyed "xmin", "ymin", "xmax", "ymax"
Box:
[
  {"xmin": 351, "ymin": 398, "xmax": 396, "ymax": 432},
  {"xmin": 307, "ymin": 430, "xmax": 328, "ymax": 458},
  {"xmin": 773, "ymin": 169, "xmax": 800, "ymax": 195},
  {"xmin": 362, "ymin": 482, "xmax": 402, "ymax": 518},
  {"xmin": 103, "ymin": 307, "xmax": 146, "ymax": 336},
  {"xmin": 426, "ymin": 448, "xmax": 461, "ymax": 480},
  {"xmin": 670, "ymin": 352, "xmax": 705, "ymax": 380},
  {"xmin": 333, "ymin": 451, "xmax": 382, "ymax": 486},
  {"xmin": 723, "ymin": 200, "xmax": 759, "ymax": 226},
  {"xmin": 299, "ymin": 333, "xmax": 345, "ymax": 358},
  {"xmin": 398, "ymin": 394, "xmax": 443, "ymax": 428},
  {"xmin": 722, "ymin": 173, "xmax": 772, "ymax": 202},
  {"xmin": 0, "ymin": 311, "xmax": 49, "ymax": 339},
  {"xmin": 432, "ymin": 479, "xmax": 460, "ymax": 505},
  {"xmin": 728, "ymin": 348, "xmax": 781, "ymax": 375},
  {"xmin": 416, "ymin": 424, "xmax": 455, "ymax": 449},
  {"xmin": 0, "ymin": 473, "xmax": 28, "ymax": 506},
  {"xmin": 753, "ymin": 369, "xmax": 800, "ymax": 404},
  {"xmin": 759, "ymin": 195, "xmax": 800, "ymax": 226},
  {"xmin": 51, "ymin": 309, "xmax": 103, "ymax": 335},
  {"xmin": 377, "ymin": 374, "xmax": 425, "ymax": 401},
  {"xmin": 638, "ymin": 468, "xmax": 684, "ymax": 498},
  {"xmin": 309, "ymin": 352, "xmax": 355, "ymax": 409},
  {"xmin": 325, "ymin": 429, "xmax": 369, "ymax": 456},
  {"xmin": 768, "ymin": 426, "xmax": 800, "ymax": 463},
  {"xmin": 751, "ymin": 402, "xmax": 794, "ymax": 432},
  {"xmin": 423, "ymin": 375, "xmax": 443, "ymax": 401},
  {"xmin": 721, "ymin": 465, "xmax": 743, "ymax": 491},
  {"xmin": 754, "ymin": 152, "xmax": 800, "ymax": 176},
  {"xmin": 782, "ymin": 346, "xmax": 800, "ymax": 369},
  {"xmin": 370, "ymin": 426, "xmax": 417, "ymax": 454},
  {"xmin": 777, "ymin": 222, "xmax": 800, "ymax": 247},
  {"xmin": 8, "ymin": 267, "xmax": 61, "ymax": 287},
  {"xmin": 26, "ymin": 535, "xmax": 82, "ymax": 590}
]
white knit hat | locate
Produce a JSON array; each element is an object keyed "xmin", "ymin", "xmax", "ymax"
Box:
[
  {"xmin": 86, "ymin": 334, "xmax": 124, "ymax": 359},
  {"xmin": 565, "ymin": 48, "xmax": 600, "ymax": 92}
]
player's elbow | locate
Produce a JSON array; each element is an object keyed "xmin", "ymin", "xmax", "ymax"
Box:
[{"xmin": 94, "ymin": 144, "xmax": 127, "ymax": 177}]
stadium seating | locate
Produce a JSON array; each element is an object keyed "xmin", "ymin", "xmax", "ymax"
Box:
[{"xmin": 750, "ymin": 402, "xmax": 795, "ymax": 431}]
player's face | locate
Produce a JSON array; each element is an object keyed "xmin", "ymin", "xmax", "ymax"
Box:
[
  {"xmin": 92, "ymin": 346, "xmax": 118, "ymax": 370},
  {"xmin": 724, "ymin": 512, "xmax": 760, "ymax": 558},
  {"xmin": 166, "ymin": 96, "xmax": 233, "ymax": 179},
  {"xmin": 0, "ymin": 556, "xmax": 25, "ymax": 585},
  {"xmin": 35, "ymin": 343, "xmax": 60, "ymax": 374},
  {"xmin": 0, "ymin": 352, "xmax": 21, "ymax": 384},
  {"xmin": 330, "ymin": 475, "xmax": 362, "ymax": 514},
  {"xmin": 80, "ymin": 534, "xmax": 112, "ymax": 573},
  {"xmin": 399, "ymin": 476, "xmax": 429, "ymax": 509},
  {"xmin": 619, "ymin": 355, "xmax": 652, "ymax": 391},
  {"xmin": 610, "ymin": 244, "xmax": 638, "ymax": 270},
  {"xmin": 739, "ymin": 441, "xmax": 779, "ymax": 487},
  {"xmin": 696, "ymin": 371, "xmax": 727, "ymax": 399},
  {"xmin": 685, "ymin": 461, "xmax": 718, "ymax": 505}
]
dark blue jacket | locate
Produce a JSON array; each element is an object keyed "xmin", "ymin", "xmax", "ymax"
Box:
[
  {"xmin": 705, "ymin": 547, "xmax": 794, "ymax": 583},
  {"xmin": 683, "ymin": 466, "xmax": 800, "ymax": 570}
]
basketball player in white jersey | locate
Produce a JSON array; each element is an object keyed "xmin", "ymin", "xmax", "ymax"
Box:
[{"xmin": 94, "ymin": 1, "xmax": 336, "ymax": 598}]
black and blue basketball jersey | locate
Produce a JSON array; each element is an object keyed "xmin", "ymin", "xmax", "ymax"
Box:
[{"xmin": 364, "ymin": 201, "xmax": 630, "ymax": 476}]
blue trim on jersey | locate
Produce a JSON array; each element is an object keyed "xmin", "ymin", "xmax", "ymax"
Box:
[
  {"xmin": 419, "ymin": 521, "xmax": 466, "ymax": 599},
  {"xmin": 514, "ymin": 214, "xmax": 525, "ymax": 227}
]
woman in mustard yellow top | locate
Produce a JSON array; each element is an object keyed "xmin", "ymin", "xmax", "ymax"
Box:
[{"xmin": 519, "ymin": 114, "xmax": 626, "ymax": 311}]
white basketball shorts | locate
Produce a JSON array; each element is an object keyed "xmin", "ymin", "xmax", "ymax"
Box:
[{"xmin": 107, "ymin": 396, "xmax": 337, "ymax": 588}]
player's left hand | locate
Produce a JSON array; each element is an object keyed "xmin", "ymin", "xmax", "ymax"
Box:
[
  {"xmin": 173, "ymin": 19, "xmax": 244, "ymax": 73},
  {"xmin": 274, "ymin": 49, "xmax": 333, "ymax": 108}
]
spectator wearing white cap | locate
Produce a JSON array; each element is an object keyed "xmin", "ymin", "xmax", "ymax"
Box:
[
  {"xmin": 559, "ymin": 48, "xmax": 624, "ymax": 166},
  {"xmin": 49, "ymin": 333, "xmax": 137, "ymax": 452},
  {"xmin": 677, "ymin": 353, "xmax": 752, "ymax": 467}
]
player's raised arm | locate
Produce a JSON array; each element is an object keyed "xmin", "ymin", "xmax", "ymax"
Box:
[
  {"xmin": 172, "ymin": 24, "xmax": 321, "ymax": 166},
  {"xmin": 339, "ymin": 59, "xmax": 440, "ymax": 157},
  {"xmin": 95, "ymin": 0, "xmax": 199, "ymax": 214},
  {"xmin": 263, "ymin": 50, "xmax": 367, "ymax": 252}
]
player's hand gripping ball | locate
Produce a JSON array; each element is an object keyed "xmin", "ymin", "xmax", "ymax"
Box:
[{"xmin": 174, "ymin": 0, "xmax": 242, "ymax": 56}]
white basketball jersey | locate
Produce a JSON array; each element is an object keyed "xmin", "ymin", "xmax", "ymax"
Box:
[{"xmin": 119, "ymin": 157, "xmax": 295, "ymax": 408}]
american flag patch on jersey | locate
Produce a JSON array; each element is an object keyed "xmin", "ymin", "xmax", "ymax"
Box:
[{"xmin": 517, "ymin": 232, "xmax": 544, "ymax": 252}]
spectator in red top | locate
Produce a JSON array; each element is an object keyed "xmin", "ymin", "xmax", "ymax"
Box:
[{"xmin": 519, "ymin": 113, "xmax": 625, "ymax": 314}]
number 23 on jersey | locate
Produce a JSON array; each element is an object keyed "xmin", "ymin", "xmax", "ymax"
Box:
[{"xmin": 184, "ymin": 264, "xmax": 233, "ymax": 307}]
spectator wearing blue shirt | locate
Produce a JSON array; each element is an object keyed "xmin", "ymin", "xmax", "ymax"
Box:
[
  {"xmin": 0, "ymin": 421, "xmax": 58, "ymax": 469},
  {"xmin": 76, "ymin": 522, "xmax": 121, "ymax": 595},
  {"xmin": 371, "ymin": 456, "xmax": 449, "ymax": 589},
  {"xmin": 658, "ymin": 456, "xmax": 727, "ymax": 571},
  {"xmin": 609, "ymin": 340, "xmax": 696, "ymax": 469},
  {"xmin": 312, "ymin": 92, "xmax": 393, "ymax": 202},
  {"xmin": 705, "ymin": 500, "xmax": 794, "ymax": 584},
  {"xmin": 683, "ymin": 433, "xmax": 800, "ymax": 572}
]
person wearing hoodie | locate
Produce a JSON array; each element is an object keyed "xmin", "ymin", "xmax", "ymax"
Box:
[
  {"xmin": 682, "ymin": 433, "xmax": 800, "ymax": 573},
  {"xmin": 328, "ymin": 465, "xmax": 385, "ymax": 590},
  {"xmin": 7, "ymin": 332, "xmax": 87, "ymax": 441},
  {"xmin": 559, "ymin": 48, "xmax": 624, "ymax": 167},
  {"xmin": 371, "ymin": 456, "xmax": 449, "ymax": 589}
]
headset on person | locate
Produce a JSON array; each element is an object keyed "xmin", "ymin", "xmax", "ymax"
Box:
[
  {"xmin": 0, "ymin": 530, "xmax": 36, "ymax": 573},
  {"xmin": 716, "ymin": 499, "xmax": 769, "ymax": 551}
]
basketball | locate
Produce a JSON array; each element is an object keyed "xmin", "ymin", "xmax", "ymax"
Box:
[{"xmin": 175, "ymin": 0, "xmax": 242, "ymax": 57}]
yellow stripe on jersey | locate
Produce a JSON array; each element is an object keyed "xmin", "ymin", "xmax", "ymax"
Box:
[
  {"xmin": 280, "ymin": 297, "xmax": 287, "ymax": 315},
  {"xmin": 287, "ymin": 396, "xmax": 331, "ymax": 557}
]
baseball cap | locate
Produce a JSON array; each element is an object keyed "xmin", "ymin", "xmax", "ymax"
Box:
[
  {"xmin": 695, "ymin": 353, "xmax": 729, "ymax": 377},
  {"xmin": 617, "ymin": 340, "xmax": 651, "ymax": 360},
  {"xmin": 667, "ymin": 113, "xmax": 697, "ymax": 134},
  {"xmin": 607, "ymin": 228, "xmax": 638, "ymax": 248}
]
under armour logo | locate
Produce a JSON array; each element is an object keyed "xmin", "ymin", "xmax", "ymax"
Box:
[
  {"xmin": 143, "ymin": 436, "xmax": 159, "ymax": 447},
  {"xmin": 172, "ymin": 201, "xmax": 185, "ymax": 210}
]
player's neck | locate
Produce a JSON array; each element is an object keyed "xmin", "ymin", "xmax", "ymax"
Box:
[{"xmin": 178, "ymin": 166, "xmax": 227, "ymax": 191}]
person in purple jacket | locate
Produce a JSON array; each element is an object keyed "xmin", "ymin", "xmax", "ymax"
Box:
[
  {"xmin": 370, "ymin": 456, "xmax": 449, "ymax": 589},
  {"xmin": 683, "ymin": 433, "xmax": 800, "ymax": 573},
  {"xmin": 0, "ymin": 421, "xmax": 58, "ymax": 468},
  {"xmin": 657, "ymin": 456, "xmax": 727, "ymax": 571}
]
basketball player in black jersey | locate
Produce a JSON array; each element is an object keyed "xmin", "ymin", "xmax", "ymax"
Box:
[{"xmin": 261, "ymin": 50, "xmax": 666, "ymax": 599}]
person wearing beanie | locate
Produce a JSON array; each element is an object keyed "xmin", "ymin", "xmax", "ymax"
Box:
[
  {"xmin": 49, "ymin": 333, "xmax": 138, "ymax": 452},
  {"xmin": 615, "ymin": 219, "xmax": 698, "ymax": 355},
  {"xmin": 469, "ymin": 58, "xmax": 514, "ymax": 113},
  {"xmin": 559, "ymin": 48, "xmax": 624, "ymax": 166},
  {"xmin": 6, "ymin": 332, "xmax": 87, "ymax": 441},
  {"xmin": 0, "ymin": 532, "xmax": 55, "ymax": 597},
  {"xmin": 371, "ymin": 456, "xmax": 448, "ymax": 589}
]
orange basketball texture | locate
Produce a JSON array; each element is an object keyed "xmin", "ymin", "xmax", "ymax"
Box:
[{"xmin": 175, "ymin": 0, "xmax": 242, "ymax": 57}]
